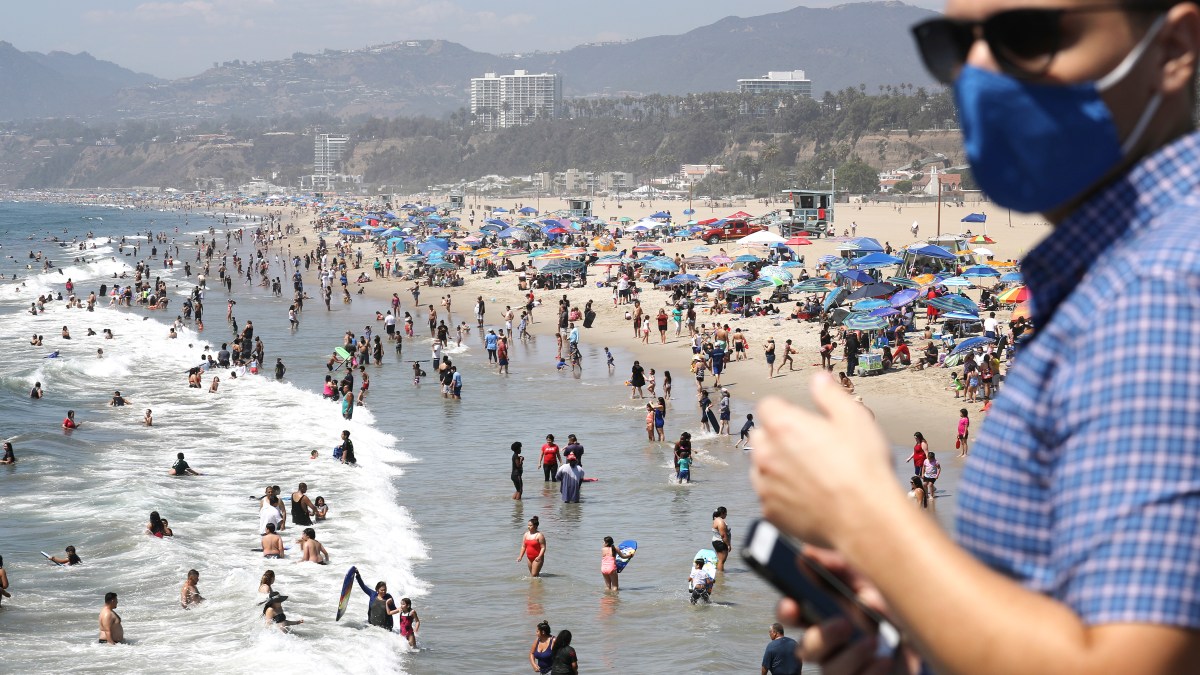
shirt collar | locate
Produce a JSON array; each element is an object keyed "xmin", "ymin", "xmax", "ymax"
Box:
[{"xmin": 1022, "ymin": 130, "xmax": 1200, "ymax": 325}]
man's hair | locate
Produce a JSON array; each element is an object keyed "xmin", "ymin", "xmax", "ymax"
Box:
[
  {"xmin": 105, "ymin": 592, "xmax": 117, "ymax": 604},
  {"xmin": 771, "ymin": 622, "xmax": 785, "ymax": 636}
]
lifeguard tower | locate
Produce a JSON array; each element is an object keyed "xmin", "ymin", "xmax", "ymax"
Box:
[
  {"xmin": 567, "ymin": 197, "xmax": 593, "ymax": 219},
  {"xmin": 777, "ymin": 189, "xmax": 834, "ymax": 237}
]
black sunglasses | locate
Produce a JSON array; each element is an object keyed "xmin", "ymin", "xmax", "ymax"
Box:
[{"xmin": 911, "ymin": 3, "xmax": 1173, "ymax": 84}]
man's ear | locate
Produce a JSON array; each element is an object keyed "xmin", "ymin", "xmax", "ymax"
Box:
[{"xmin": 1160, "ymin": 3, "xmax": 1200, "ymax": 97}]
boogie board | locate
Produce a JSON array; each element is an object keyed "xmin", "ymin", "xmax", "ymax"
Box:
[
  {"xmin": 615, "ymin": 540, "xmax": 638, "ymax": 572},
  {"xmin": 694, "ymin": 548, "xmax": 718, "ymax": 578},
  {"xmin": 41, "ymin": 551, "xmax": 64, "ymax": 566},
  {"xmin": 334, "ymin": 347, "xmax": 352, "ymax": 361},
  {"xmin": 335, "ymin": 565, "xmax": 357, "ymax": 621},
  {"xmin": 705, "ymin": 409, "xmax": 720, "ymax": 433}
]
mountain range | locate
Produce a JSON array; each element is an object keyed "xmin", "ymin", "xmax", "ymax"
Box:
[{"xmin": 0, "ymin": 2, "xmax": 939, "ymax": 123}]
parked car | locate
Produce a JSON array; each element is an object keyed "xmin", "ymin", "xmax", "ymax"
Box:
[{"xmin": 699, "ymin": 219, "xmax": 767, "ymax": 244}]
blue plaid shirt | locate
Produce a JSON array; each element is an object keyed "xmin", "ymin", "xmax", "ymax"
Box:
[{"xmin": 957, "ymin": 130, "xmax": 1200, "ymax": 627}]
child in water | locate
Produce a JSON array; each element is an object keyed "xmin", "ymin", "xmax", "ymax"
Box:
[{"xmin": 411, "ymin": 361, "xmax": 423, "ymax": 385}]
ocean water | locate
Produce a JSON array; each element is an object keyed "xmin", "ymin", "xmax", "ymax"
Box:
[{"xmin": 0, "ymin": 201, "xmax": 953, "ymax": 673}]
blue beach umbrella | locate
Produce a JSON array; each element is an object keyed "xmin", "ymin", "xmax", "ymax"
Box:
[
  {"xmin": 822, "ymin": 287, "xmax": 848, "ymax": 312},
  {"xmin": 999, "ymin": 271, "xmax": 1024, "ymax": 283},
  {"xmin": 853, "ymin": 298, "xmax": 890, "ymax": 312},
  {"xmin": 950, "ymin": 336, "xmax": 996, "ymax": 356},
  {"xmin": 889, "ymin": 288, "xmax": 920, "ymax": 307},
  {"xmin": 844, "ymin": 313, "xmax": 888, "ymax": 330},
  {"xmin": 961, "ymin": 265, "xmax": 1001, "ymax": 278},
  {"xmin": 870, "ymin": 307, "xmax": 901, "ymax": 318}
]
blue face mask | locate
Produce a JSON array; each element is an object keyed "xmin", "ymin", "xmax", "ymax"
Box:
[{"xmin": 954, "ymin": 17, "xmax": 1164, "ymax": 213}]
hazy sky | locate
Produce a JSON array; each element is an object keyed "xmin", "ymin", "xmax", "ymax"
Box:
[{"xmin": 5, "ymin": 0, "xmax": 943, "ymax": 79}]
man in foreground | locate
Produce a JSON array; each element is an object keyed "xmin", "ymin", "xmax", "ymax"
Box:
[{"xmin": 751, "ymin": 2, "xmax": 1200, "ymax": 673}]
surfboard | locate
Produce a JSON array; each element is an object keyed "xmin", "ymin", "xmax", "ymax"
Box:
[
  {"xmin": 250, "ymin": 546, "xmax": 291, "ymax": 551},
  {"xmin": 705, "ymin": 408, "xmax": 720, "ymax": 433},
  {"xmin": 334, "ymin": 347, "xmax": 352, "ymax": 361},
  {"xmin": 335, "ymin": 565, "xmax": 357, "ymax": 621},
  {"xmin": 41, "ymin": 551, "xmax": 64, "ymax": 566},
  {"xmin": 694, "ymin": 548, "xmax": 718, "ymax": 577},
  {"xmin": 615, "ymin": 540, "xmax": 638, "ymax": 572}
]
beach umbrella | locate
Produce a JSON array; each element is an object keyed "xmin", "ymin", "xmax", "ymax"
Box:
[
  {"xmin": 632, "ymin": 243, "xmax": 663, "ymax": 252},
  {"xmin": 518, "ymin": 206, "xmax": 538, "ymax": 215},
  {"xmin": 889, "ymin": 288, "xmax": 920, "ymax": 307},
  {"xmin": 784, "ymin": 236, "xmax": 813, "ymax": 246},
  {"xmin": 870, "ymin": 306, "xmax": 901, "ymax": 318},
  {"xmin": 927, "ymin": 295, "xmax": 979, "ymax": 315},
  {"xmin": 792, "ymin": 279, "xmax": 834, "ymax": 293},
  {"xmin": 844, "ymin": 313, "xmax": 888, "ymax": 330},
  {"xmin": 650, "ymin": 211, "xmax": 671, "ymax": 219},
  {"xmin": 950, "ymin": 336, "xmax": 996, "ymax": 356},
  {"xmin": 492, "ymin": 207, "xmax": 508, "ymax": 214},
  {"xmin": 734, "ymin": 254, "xmax": 761, "ymax": 263},
  {"xmin": 486, "ymin": 218, "xmax": 508, "ymax": 226},
  {"xmin": 971, "ymin": 247, "xmax": 995, "ymax": 257},
  {"xmin": 940, "ymin": 276, "xmax": 973, "ymax": 287},
  {"xmin": 683, "ymin": 208, "xmax": 695, "ymax": 215},
  {"xmin": 969, "ymin": 235, "xmax": 995, "ymax": 243},
  {"xmin": 826, "ymin": 258, "xmax": 850, "ymax": 272},
  {"xmin": 851, "ymin": 252, "xmax": 905, "ymax": 269},
  {"xmin": 999, "ymin": 271, "xmax": 1023, "ymax": 283},
  {"xmin": 726, "ymin": 285, "xmax": 765, "ymax": 297},
  {"xmin": 618, "ymin": 216, "xmax": 633, "ymax": 223},
  {"xmin": 736, "ymin": 230, "xmax": 787, "ymax": 246},
  {"xmin": 838, "ymin": 269, "xmax": 874, "ymax": 285},
  {"xmin": 823, "ymin": 287, "xmax": 848, "ymax": 312},
  {"xmin": 670, "ymin": 274, "xmax": 701, "ymax": 283},
  {"xmin": 421, "ymin": 205, "xmax": 438, "ymax": 213},
  {"xmin": 847, "ymin": 282, "xmax": 898, "ymax": 300},
  {"xmin": 961, "ymin": 265, "xmax": 1001, "ymax": 278},
  {"xmin": 710, "ymin": 255, "xmax": 733, "ymax": 264},
  {"xmin": 644, "ymin": 258, "xmax": 680, "ymax": 273},
  {"xmin": 996, "ymin": 285, "xmax": 1030, "ymax": 303},
  {"xmin": 853, "ymin": 298, "xmax": 890, "ymax": 312},
  {"xmin": 717, "ymin": 270, "xmax": 752, "ymax": 281},
  {"xmin": 690, "ymin": 246, "xmax": 711, "ymax": 254},
  {"xmin": 432, "ymin": 261, "xmax": 458, "ymax": 270},
  {"xmin": 886, "ymin": 276, "xmax": 920, "ymax": 289}
]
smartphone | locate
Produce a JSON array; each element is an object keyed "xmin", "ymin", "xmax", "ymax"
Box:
[{"xmin": 742, "ymin": 519, "xmax": 900, "ymax": 658}]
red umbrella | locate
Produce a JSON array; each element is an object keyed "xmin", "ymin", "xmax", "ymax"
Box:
[{"xmin": 785, "ymin": 236, "xmax": 813, "ymax": 246}]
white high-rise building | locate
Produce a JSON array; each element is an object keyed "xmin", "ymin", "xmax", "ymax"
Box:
[
  {"xmin": 737, "ymin": 70, "xmax": 813, "ymax": 97},
  {"xmin": 470, "ymin": 70, "xmax": 562, "ymax": 130},
  {"xmin": 313, "ymin": 133, "xmax": 348, "ymax": 191}
]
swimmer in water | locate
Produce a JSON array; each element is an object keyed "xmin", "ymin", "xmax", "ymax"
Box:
[
  {"xmin": 261, "ymin": 523, "xmax": 284, "ymax": 558},
  {"xmin": 109, "ymin": 390, "xmax": 127, "ymax": 407},
  {"xmin": 1, "ymin": 442, "xmax": 15, "ymax": 464},
  {"xmin": 517, "ymin": 516, "xmax": 547, "ymax": 578},
  {"xmin": 297, "ymin": 528, "xmax": 330, "ymax": 564},
  {"xmin": 169, "ymin": 452, "xmax": 201, "ymax": 476},
  {"xmin": 48, "ymin": 545, "xmax": 82, "ymax": 566},
  {"xmin": 144, "ymin": 409, "xmax": 153, "ymax": 426},
  {"xmin": 98, "ymin": 592, "xmax": 124, "ymax": 644},
  {"xmin": 258, "ymin": 570, "xmax": 275, "ymax": 594},
  {"xmin": 62, "ymin": 410, "xmax": 80, "ymax": 430},
  {"xmin": 180, "ymin": 569, "xmax": 204, "ymax": 609}
]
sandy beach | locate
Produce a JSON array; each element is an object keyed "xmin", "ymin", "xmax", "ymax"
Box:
[{"xmin": 270, "ymin": 195, "xmax": 1052, "ymax": 498}]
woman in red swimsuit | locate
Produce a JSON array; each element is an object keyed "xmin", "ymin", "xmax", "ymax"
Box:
[{"xmin": 517, "ymin": 516, "xmax": 547, "ymax": 577}]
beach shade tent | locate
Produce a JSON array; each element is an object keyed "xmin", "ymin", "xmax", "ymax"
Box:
[
  {"xmin": 996, "ymin": 285, "xmax": 1030, "ymax": 304},
  {"xmin": 851, "ymin": 252, "xmax": 905, "ymax": 270},
  {"xmin": 950, "ymin": 336, "xmax": 996, "ymax": 356},
  {"xmin": 961, "ymin": 265, "xmax": 1002, "ymax": 279},
  {"xmin": 889, "ymin": 288, "xmax": 921, "ymax": 307},
  {"xmin": 853, "ymin": 298, "xmax": 890, "ymax": 312},
  {"xmin": 518, "ymin": 206, "xmax": 538, "ymax": 215},
  {"xmin": 907, "ymin": 244, "xmax": 958, "ymax": 260},
  {"xmin": 927, "ymin": 294, "xmax": 979, "ymax": 315},
  {"xmin": 823, "ymin": 287, "xmax": 849, "ymax": 311},
  {"xmin": 847, "ymin": 282, "xmax": 898, "ymax": 300},
  {"xmin": 844, "ymin": 313, "xmax": 889, "ymax": 330},
  {"xmin": 792, "ymin": 279, "xmax": 835, "ymax": 293},
  {"xmin": 999, "ymin": 271, "xmax": 1024, "ymax": 283},
  {"xmin": 961, "ymin": 213, "xmax": 988, "ymax": 224},
  {"xmin": 736, "ymin": 230, "xmax": 787, "ymax": 246},
  {"xmin": 838, "ymin": 269, "xmax": 875, "ymax": 285}
]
